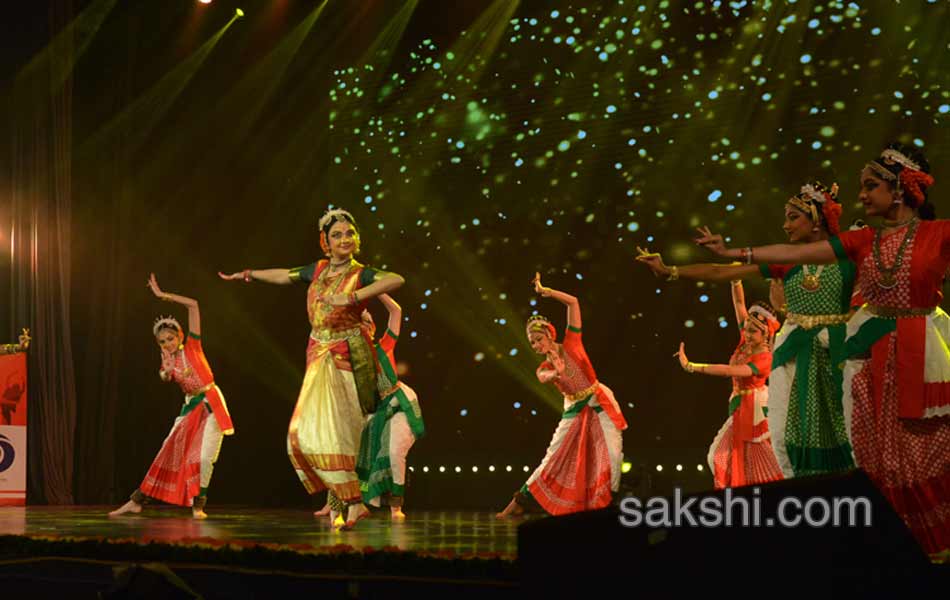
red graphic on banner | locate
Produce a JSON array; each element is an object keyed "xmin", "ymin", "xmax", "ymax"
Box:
[{"xmin": 0, "ymin": 354, "xmax": 27, "ymax": 427}]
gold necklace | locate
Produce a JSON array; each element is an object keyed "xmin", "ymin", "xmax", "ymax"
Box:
[{"xmin": 800, "ymin": 264, "xmax": 823, "ymax": 292}]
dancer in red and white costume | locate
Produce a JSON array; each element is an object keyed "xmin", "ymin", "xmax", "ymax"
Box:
[
  {"xmin": 675, "ymin": 282, "xmax": 784, "ymax": 488},
  {"xmin": 110, "ymin": 274, "xmax": 234, "ymax": 519},
  {"xmin": 496, "ymin": 273, "xmax": 627, "ymax": 518}
]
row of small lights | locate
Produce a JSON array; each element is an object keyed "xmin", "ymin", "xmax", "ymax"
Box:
[
  {"xmin": 407, "ymin": 463, "xmax": 705, "ymax": 474},
  {"xmin": 656, "ymin": 464, "xmax": 705, "ymax": 472}
]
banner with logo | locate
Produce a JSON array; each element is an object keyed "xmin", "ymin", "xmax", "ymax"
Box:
[{"xmin": 0, "ymin": 353, "xmax": 27, "ymax": 506}]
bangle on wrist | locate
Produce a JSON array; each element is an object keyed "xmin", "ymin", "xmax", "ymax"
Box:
[
  {"xmin": 666, "ymin": 265, "xmax": 679, "ymax": 281},
  {"xmin": 242, "ymin": 269, "xmax": 253, "ymax": 283}
]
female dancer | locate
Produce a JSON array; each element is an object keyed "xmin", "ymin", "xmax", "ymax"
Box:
[
  {"xmin": 675, "ymin": 280, "xmax": 783, "ymax": 488},
  {"xmin": 355, "ymin": 294, "xmax": 424, "ymax": 520},
  {"xmin": 694, "ymin": 142, "xmax": 950, "ymax": 554},
  {"xmin": 636, "ymin": 181, "xmax": 855, "ymax": 478},
  {"xmin": 496, "ymin": 273, "xmax": 627, "ymax": 518},
  {"xmin": 110, "ymin": 274, "xmax": 233, "ymax": 519},
  {"xmin": 219, "ymin": 208, "xmax": 404, "ymax": 529}
]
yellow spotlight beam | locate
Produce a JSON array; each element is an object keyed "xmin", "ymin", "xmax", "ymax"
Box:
[{"xmin": 14, "ymin": 0, "xmax": 119, "ymax": 96}]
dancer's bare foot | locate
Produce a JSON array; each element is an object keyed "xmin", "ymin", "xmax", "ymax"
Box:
[
  {"xmin": 314, "ymin": 503, "xmax": 332, "ymax": 517},
  {"xmin": 495, "ymin": 498, "xmax": 524, "ymax": 519},
  {"xmin": 340, "ymin": 503, "xmax": 369, "ymax": 530},
  {"xmin": 329, "ymin": 509, "xmax": 342, "ymax": 527},
  {"xmin": 108, "ymin": 500, "xmax": 142, "ymax": 517},
  {"xmin": 192, "ymin": 507, "xmax": 208, "ymax": 520},
  {"xmin": 391, "ymin": 507, "xmax": 406, "ymax": 521}
]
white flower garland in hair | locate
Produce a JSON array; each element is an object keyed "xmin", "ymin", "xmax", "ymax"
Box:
[
  {"xmin": 799, "ymin": 183, "xmax": 827, "ymax": 205},
  {"xmin": 152, "ymin": 316, "xmax": 182, "ymax": 337},
  {"xmin": 318, "ymin": 207, "xmax": 355, "ymax": 231},
  {"xmin": 748, "ymin": 304, "xmax": 777, "ymax": 323},
  {"xmin": 880, "ymin": 148, "xmax": 921, "ymax": 172}
]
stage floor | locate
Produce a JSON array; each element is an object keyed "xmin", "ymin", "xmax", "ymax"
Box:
[{"xmin": 0, "ymin": 506, "xmax": 520, "ymax": 559}]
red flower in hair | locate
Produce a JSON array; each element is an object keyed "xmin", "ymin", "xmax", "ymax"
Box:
[
  {"xmin": 319, "ymin": 231, "xmax": 330, "ymax": 255},
  {"xmin": 821, "ymin": 199, "xmax": 842, "ymax": 236},
  {"xmin": 899, "ymin": 169, "xmax": 935, "ymax": 207}
]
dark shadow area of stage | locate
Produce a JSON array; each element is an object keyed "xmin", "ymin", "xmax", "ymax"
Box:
[
  {"xmin": 0, "ymin": 559, "xmax": 518, "ymax": 599},
  {"xmin": 520, "ymin": 470, "xmax": 949, "ymax": 596}
]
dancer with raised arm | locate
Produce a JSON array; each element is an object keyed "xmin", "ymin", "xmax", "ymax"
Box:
[
  {"xmin": 110, "ymin": 274, "xmax": 233, "ymax": 519},
  {"xmin": 636, "ymin": 181, "xmax": 855, "ymax": 478},
  {"xmin": 673, "ymin": 280, "xmax": 783, "ymax": 488},
  {"xmin": 496, "ymin": 273, "xmax": 626, "ymax": 518},
  {"xmin": 693, "ymin": 142, "xmax": 950, "ymax": 554},
  {"xmin": 219, "ymin": 208, "xmax": 404, "ymax": 529}
]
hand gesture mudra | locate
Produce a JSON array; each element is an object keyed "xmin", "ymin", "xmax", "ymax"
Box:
[
  {"xmin": 218, "ymin": 271, "xmax": 244, "ymax": 282},
  {"xmin": 147, "ymin": 273, "xmax": 166, "ymax": 300},
  {"xmin": 694, "ymin": 226, "xmax": 729, "ymax": 257},
  {"xmin": 18, "ymin": 328, "xmax": 31, "ymax": 350},
  {"xmin": 533, "ymin": 272, "xmax": 552, "ymax": 297},
  {"xmin": 675, "ymin": 342, "xmax": 689, "ymax": 370},
  {"xmin": 547, "ymin": 350, "xmax": 566, "ymax": 374},
  {"xmin": 635, "ymin": 246, "xmax": 670, "ymax": 277}
]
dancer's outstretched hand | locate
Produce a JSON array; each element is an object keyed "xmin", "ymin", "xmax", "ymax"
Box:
[
  {"xmin": 635, "ymin": 246, "xmax": 671, "ymax": 277},
  {"xmin": 675, "ymin": 342, "xmax": 689, "ymax": 370},
  {"xmin": 218, "ymin": 271, "xmax": 244, "ymax": 281},
  {"xmin": 694, "ymin": 226, "xmax": 729, "ymax": 256}
]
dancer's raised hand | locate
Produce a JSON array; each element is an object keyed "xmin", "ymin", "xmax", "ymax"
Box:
[
  {"xmin": 675, "ymin": 342, "xmax": 689, "ymax": 370},
  {"xmin": 694, "ymin": 226, "xmax": 730, "ymax": 257},
  {"xmin": 532, "ymin": 272, "xmax": 552, "ymax": 297},
  {"xmin": 635, "ymin": 247, "xmax": 671, "ymax": 277}
]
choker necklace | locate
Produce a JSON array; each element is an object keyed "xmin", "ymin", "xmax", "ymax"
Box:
[
  {"xmin": 882, "ymin": 216, "xmax": 916, "ymax": 229},
  {"xmin": 329, "ymin": 259, "xmax": 351, "ymax": 268}
]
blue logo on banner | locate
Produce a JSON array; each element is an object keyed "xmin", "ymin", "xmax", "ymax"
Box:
[{"xmin": 0, "ymin": 434, "xmax": 15, "ymax": 473}]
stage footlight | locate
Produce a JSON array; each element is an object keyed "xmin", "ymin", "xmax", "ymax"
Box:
[{"xmin": 198, "ymin": 0, "xmax": 212, "ymax": 5}]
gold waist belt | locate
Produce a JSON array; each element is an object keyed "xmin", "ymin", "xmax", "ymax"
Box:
[
  {"xmin": 786, "ymin": 312, "xmax": 851, "ymax": 329},
  {"xmin": 310, "ymin": 325, "xmax": 363, "ymax": 343},
  {"xmin": 186, "ymin": 382, "xmax": 216, "ymax": 399},
  {"xmin": 864, "ymin": 305, "xmax": 934, "ymax": 319},
  {"xmin": 564, "ymin": 382, "xmax": 599, "ymax": 403},
  {"xmin": 733, "ymin": 386, "xmax": 764, "ymax": 396}
]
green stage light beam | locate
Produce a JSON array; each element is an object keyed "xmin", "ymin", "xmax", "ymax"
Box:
[
  {"xmin": 77, "ymin": 17, "xmax": 238, "ymax": 160},
  {"xmin": 264, "ymin": 0, "xmax": 420, "ymax": 200},
  {"xmin": 137, "ymin": 0, "xmax": 328, "ymax": 209}
]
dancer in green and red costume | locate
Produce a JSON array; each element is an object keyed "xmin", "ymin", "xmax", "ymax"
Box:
[{"xmin": 693, "ymin": 141, "xmax": 950, "ymax": 555}]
